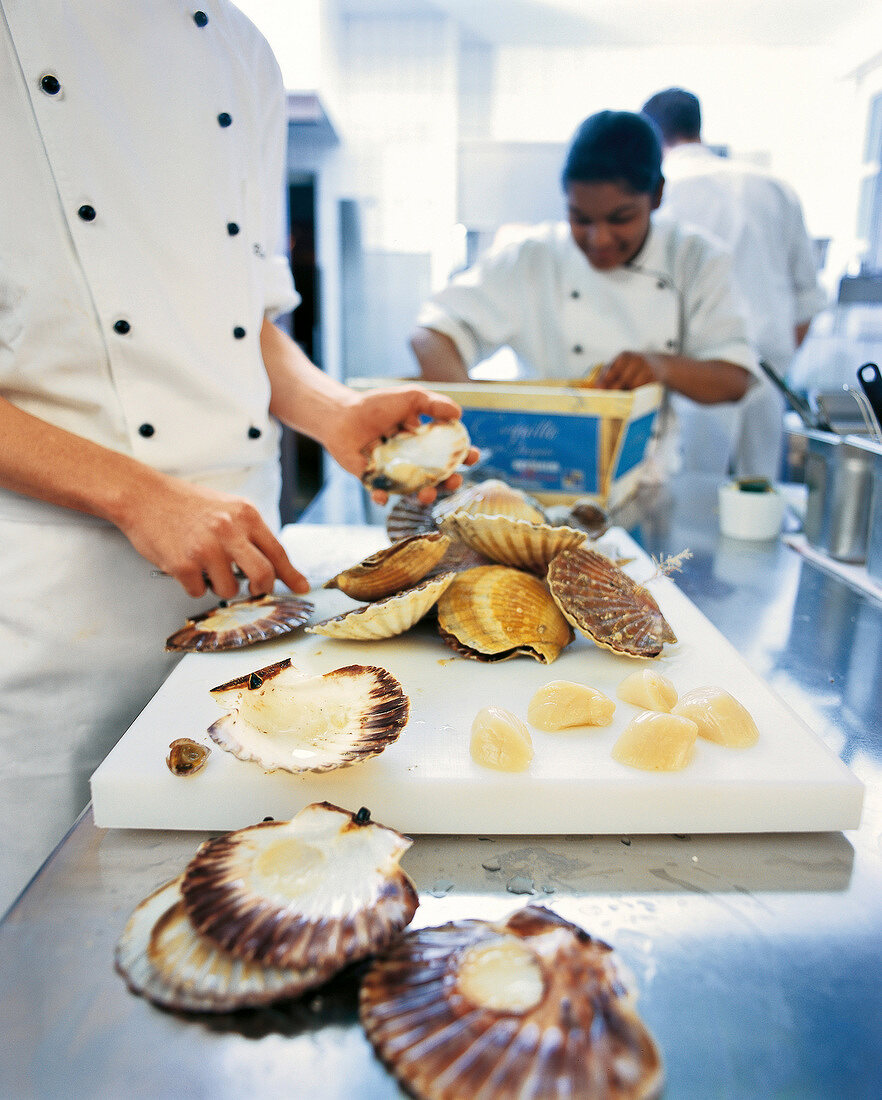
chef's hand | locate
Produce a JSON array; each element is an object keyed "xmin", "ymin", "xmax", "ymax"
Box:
[
  {"xmin": 116, "ymin": 473, "xmax": 309, "ymax": 600},
  {"xmin": 595, "ymin": 351, "xmax": 666, "ymax": 391},
  {"xmin": 325, "ymin": 386, "xmax": 480, "ymax": 505}
]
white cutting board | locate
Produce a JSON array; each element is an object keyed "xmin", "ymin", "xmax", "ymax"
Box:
[{"xmin": 91, "ymin": 525, "xmax": 863, "ymax": 835}]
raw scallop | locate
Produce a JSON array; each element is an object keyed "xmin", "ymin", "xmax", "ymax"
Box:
[
  {"xmin": 362, "ymin": 419, "xmax": 471, "ymax": 495},
  {"xmin": 165, "ymin": 593, "xmax": 314, "ymax": 651},
  {"xmin": 617, "ymin": 668, "xmax": 678, "ymax": 713},
  {"xmin": 527, "ymin": 680, "xmax": 615, "ymax": 730},
  {"xmin": 672, "ymin": 686, "xmax": 759, "ymax": 748}
]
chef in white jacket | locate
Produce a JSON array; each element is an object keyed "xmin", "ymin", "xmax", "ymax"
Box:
[
  {"xmin": 0, "ymin": 0, "xmax": 473, "ymax": 914},
  {"xmin": 642, "ymin": 87, "xmax": 826, "ymax": 479},
  {"xmin": 412, "ymin": 111, "xmax": 759, "ymax": 458}
]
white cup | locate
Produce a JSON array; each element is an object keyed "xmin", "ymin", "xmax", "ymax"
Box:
[{"xmin": 718, "ymin": 482, "xmax": 785, "ymax": 541}]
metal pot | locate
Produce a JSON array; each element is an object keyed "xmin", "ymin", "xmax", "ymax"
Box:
[{"xmin": 802, "ymin": 430, "xmax": 880, "ymax": 563}]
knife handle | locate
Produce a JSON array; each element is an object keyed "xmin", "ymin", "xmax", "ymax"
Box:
[{"xmin": 857, "ymin": 362, "xmax": 882, "ymax": 429}]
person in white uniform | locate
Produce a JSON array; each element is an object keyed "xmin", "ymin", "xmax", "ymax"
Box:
[
  {"xmin": 642, "ymin": 87, "xmax": 826, "ymax": 480},
  {"xmin": 411, "ymin": 111, "xmax": 759, "ymax": 459},
  {"xmin": 0, "ymin": 0, "xmax": 474, "ymax": 915}
]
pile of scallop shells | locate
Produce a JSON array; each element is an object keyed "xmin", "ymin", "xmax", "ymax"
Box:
[{"xmin": 310, "ymin": 478, "xmax": 677, "ymax": 662}]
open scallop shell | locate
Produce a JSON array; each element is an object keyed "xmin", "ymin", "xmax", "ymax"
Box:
[
  {"xmin": 207, "ymin": 658, "xmax": 409, "ymax": 773},
  {"xmin": 436, "ymin": 565, "xmax": 573, "ymax": 663},
  {"xmin": 114, "ymin": 876, "xmax": 332, "ymax": 1013},
  {"xmin": 181, "ymin": 802, "xmax": 419, "ymax": 972},
  {"xmin": 165, "ymin": 594, "xmax": 314, "ymax": 652},
  {"xmin": 324, "ymin": 532, "xmax": 451, "ymax": 600},
  {"xmin": 432, "ymin": 478, "xmax": 546, "ymax": 525},
  {"xmin": 439, "ymin": 512, "xmax": 586, "ymax": 574},
  {"xmin": 362, "ymin": 419, "xmax": 471, "ymax": 495},
  {"xmin": 547, "ymin": 546, "xmax": 677, "ymax": 659},
  {"xmin": 360, "ymin": 905, "xmax": 664, "ymax": 1100},
  {"xmin": 566, "ymin": 498, "xmax": 611, "ymax": 538},
  {"xmin": 308, "ymin": 572, "xmax": 456, "ymax": 640}
]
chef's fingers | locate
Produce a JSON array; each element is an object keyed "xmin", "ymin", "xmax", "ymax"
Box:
[{"xmin": 243, "ymin": 529, "xmax": 311, "ymax": 595}]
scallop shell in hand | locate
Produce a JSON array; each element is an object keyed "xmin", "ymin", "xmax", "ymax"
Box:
[
  {"xmin": 547, "ymin": 546, "xmax": 677, "ymax": 659},
  {"xmin": 181, "ymin": 802, "xmax": 419, "ymax": 972},
  {"xmin": 362, "ymin": 419, "xmax": 471, "ymax": 495},
  {"xmin": 207, "ymin": 657, "xmax": 409, "ymax": 773},
  {"xmin": 360, "ymin": 904, "xmax": 664, "ymax": 1100},
  {"xmin": 165, "ymin": 594, "xmax": 314, "ymax": 652}
]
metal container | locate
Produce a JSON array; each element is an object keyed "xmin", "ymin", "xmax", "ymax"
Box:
[
  {"xmin": 865, "ymin": 444, "xmax": 882, "ymax": 584},
  {"xmin": 801, "ymin": 429, "xmax": 880, "ymax": 563}
]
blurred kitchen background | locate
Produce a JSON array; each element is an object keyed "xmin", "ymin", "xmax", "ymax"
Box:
[{"xmin": 235, "ymin": 0, "xmax": 882, "ymax": 516}]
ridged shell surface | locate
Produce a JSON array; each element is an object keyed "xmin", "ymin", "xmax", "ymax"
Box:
[
  {"xmin": 324, "ymin": 532, "xmax": 450, "ymax": 600},
  {"xmin": 432, "ymin": 478, "xmax": 546, "ymax": 524},
  {"xmin": 436, "ymin": 565, "xmax": 573, "ymax": 663},
  {"xmin": 114, "ymin": 877, "xmax": 332, "ymax": 1013},
  {"xmin": 165, "ymin": 594, "xmax": 314, "ymax": 652},
  {"xmin": 440, "ymin": 512, "xmax": 586, "ymax": 574},
  {"xmin": 207, "ymin": 658, "xmax": 409, "ymax": 772},
  {"xmin": 386, "ymin": 494, "xmax": 441, "ymax": 542},
  {"xmin": 181, "ymin": 802, "xmax": 419, "ymax": 972},
  {"xmin": 547, "ymin": 547, "xmax": 677, "ymax": 659},
  {"xmin": 308, "ymin": 572, "xmax": 456, "ymax": 640},
  {"xmin": 362, "ymin": 420, "xmax": 471, "ymax": 494},
  {"xmin": 360, "ymin": 905, "xmax": 664, "ymax": 1100}
]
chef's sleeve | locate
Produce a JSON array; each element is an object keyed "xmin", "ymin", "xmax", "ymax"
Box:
[{"xmin": 782, "ymin": 190, "xmax": 827, "ymax": 326}]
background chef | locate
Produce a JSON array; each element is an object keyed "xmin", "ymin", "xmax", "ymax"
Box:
[
  {"xmin": 0, "ymin": 0, "xmax": 473, "ymax": 915},
  {"xmin": 410, "ymin": 109, "xmax": 761, "ymax": 473}
]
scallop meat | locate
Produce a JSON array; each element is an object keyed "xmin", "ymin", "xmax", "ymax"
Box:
[
  {"xmin": 547, "ymin": 546, "xmax": 677, "ymax": 659},
  {"xmin": 165, "ymin": 593, "xmax": 314, "ymax": 652},
  {"xmin": 362, "ymin": 419, "xmax": 471, "ymax": 495},
  {"xmin": 360, "ymin": 904, "xmax": 664, "ymax": 1100},
  {"xmin": 324, "ymin": 532, "xmax": 451, "ymax": 600},
  {"xmin": 440, "ymin": 511, "xmax": 586, "ymax": 574},
  {"xmin": 308, "ymin": 572, "xmax": 456, "ymax": 640},
  {"xmin": 181, "ymin": 802, "xmax": 419, "ymax": 972},
  {"xmin": 436, "ymin": 565, "xmax": 573, "ymax": 663},
  {"xmin": 207, "ymin": 657, "xmax": 409, "ymax": 773},
  {"xmin": 672, "ymin": 686, "xmax": 759, "ymax": 748}
]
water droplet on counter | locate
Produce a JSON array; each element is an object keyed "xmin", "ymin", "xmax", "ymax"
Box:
[
  {"xmin": 481, "ymin": 856, "xmax": 502, "ymax": 872},
  {"xmin": 506, "ymin": 875, "xmax": 536, "ymax": 896},
  {"xmin": 429, "ymin": 881, "xmax": 454, "ymax": 898}
]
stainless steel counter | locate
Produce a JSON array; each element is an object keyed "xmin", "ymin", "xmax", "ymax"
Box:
[{"xmin": 2, "ymin": 473, "xmax": 881, "ymax": 1099}]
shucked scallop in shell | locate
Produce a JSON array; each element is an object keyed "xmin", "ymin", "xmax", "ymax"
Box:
[
  {"xmin": 362, "ymin": 419, "xmax": 471, "ymax": 495},
  {"xmin": 207, "ymin": 657, "xmax": 409, "ymax": 773},
  {"xmin": 165, "ymin": 594, "xmax": 314, "ymax": 652},
  {"xmin": 359, "ymin": 904, "xmax": 664, "ymax": 1100},
  {"xmin": 181, "ymin": 802, "xmax": 419, "ymax": 972},
  {"xmin": 547, "ymin": 546, "xmax": 677, "ymax": 659},
  {"xmin": 436, "ymin": 565, "xmax": 573, "ymax": 663},
  {"xmin": 324, "ymin": 532, "xmax": 451, "ymax": 601}
]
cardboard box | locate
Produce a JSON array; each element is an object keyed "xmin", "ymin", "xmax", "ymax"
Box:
[{"xmin": 349, "ymin": 378, "xmax": 662, "ymax": 507}]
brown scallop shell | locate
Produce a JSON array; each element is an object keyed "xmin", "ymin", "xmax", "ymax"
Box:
[
  {"xmin": 436, "ymin": 565, "xmax": 573, "ymax": 663},
  {"xmin": 547, "ymin": 546, "xmax": 677, "ymax": 659},
  {"xmin": 165, "ymin": 594, "xmax": 314, "ymax": 652},
  {"xmin": 181, "ymin": 802, "xmax": 419, "ymax": 972},
  {"xmin": 207, "ymin": 658, "xmax": 409, "ymax": 773},
  {"xmin": 439, "ymin": 512, "xmax": 586, "ymax": 574},
  {"xmin": 324, "ymin": 532, "xmax": 451, "ymax": 600},
  {"xmin": 385, "ymin": 494, "xmax": 441, "ymax": 542},
  {"xmin": 566, "ymin": 497, "xmax": 611, "ymax": 538},
  {"xmin": 362, "ymin": 419, "xmax": 471, "ymax": 495},
  {"xmin": 308, "ymin": 573, "xmax": 456, "ymax": 640},
  {"xmin": 359, "ymin": 905, "xmax": 664, "ymax": 1100},
  {"xmin": 432, "ymin": 478, "xmax": 546, "ymax": 525},
  {"xmin": 114, "ymin": 877, "xmax": 332, "ymax": 1013}
]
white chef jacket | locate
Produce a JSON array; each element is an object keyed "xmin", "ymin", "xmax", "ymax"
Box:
[
  {"xmin": 0, "ymin": 0, "xmax": 297, "ymax": 914},
  {"xmin": 657, "ymin": 143, "xmax": 826, "ymax": 478}
]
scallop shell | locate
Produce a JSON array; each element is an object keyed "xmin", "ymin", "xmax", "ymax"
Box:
[
  {"xmin": 436, "ymin": 565, "xmax": 573, "ymax": 663},
  {"xmin": 432, "ymin": 478, "xmax": 546, "ymax": 525},
  {"xmin": 181, "ymin": 802, "xmax": 419, "ymax": 972},
  {"xmin": 439, "ymin": 512, "xmax": 587, "ymax": 574},
  {"xmin": 362, "ymin": 419, "xmax": 471, "ymax": 495},
  {"xmin": 547, "ymin": 546, "xmax": 677, "ymax": 659},
  {"xmin": 386, "ymin": 494, "xmax": 442, "ymax": 542},
  {"xmin": 114, "ymin": 877, "xmax": 332, "ymax": 1013},
  {"xmin": 207, "ymin": 658, "xmax": 409, "ymax": 773},
  {"xmin": 566, "ymin": 498, "xmax": 610, "ymax": 538},
  {"xmin": 308, "ymin": 572, "xmax": 456, "ymax": 640},
  {"xmin": 324, "ymin": 532, "xmax": 451, "ymax": 600},
  {"xmin": 165, "ymin": 594, "xmax": 314, "ymax": 652},
  {"xmin": 360, "ymin": 905, "xmax": 664, "ymax": 1100}
]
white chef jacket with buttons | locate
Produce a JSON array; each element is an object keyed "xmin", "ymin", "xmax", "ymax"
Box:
[
  {"xmin": 0, "ymin": 0, "xmax": 297, "ymax": 914},
  {"xmin": 657, "ymin": 143, "xmax": 826, "ymax": 478}
]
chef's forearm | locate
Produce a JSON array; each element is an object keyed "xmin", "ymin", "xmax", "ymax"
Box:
[
  {"xmin": 653, "ymin": 356, "xmax": 752, "ymax": 404},
  {"xmin": 410, "ymin": 328, "xmax": 470, "ymax": 383}
]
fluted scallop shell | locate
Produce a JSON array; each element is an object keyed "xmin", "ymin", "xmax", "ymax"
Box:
[
  {"xmin": 360, "ymin": 905, "xmax": 664, "ymax": 1100},
  {"xmin": 308, "ymin": 573, "xmax": 456, "ymax": 640},
  {"xmin": 432, "ymin": 478, "xmax": 546, "ymax": 525},
  {"xmin": 386, "ymin": 494, "xmax": 441, "ymax": 542},
  {"xmin": 114, "ymin": 876, "xmax": 331, "ymax": 1013},
  {"xmin": 439, "ymin": 512, "xmax": 586, "ymax": 574},
  {"xmin": 165, "ymin": 594, "xmax": 314, "ymax": 652},
  {"xmin": 181, "ymin": 802, "xmax": 419, "ymax": 971},
  {"xmin": 207, "ymin": 658, "xmax": 409, "ymax": 773},
  {"xmin": 362, "ymin": 419, "xmax": 471, "ymax": 495},
  {"xmin": 324, "ymin": 532, "xmax": 451, "ymax": 600},
  {"xmin": 436, "ymin": 565, "xmax": 573, "ymax": 663},
  {"xmin": 547, "ymin": 546, "xmax": 677, "ymax": 659}
]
